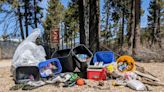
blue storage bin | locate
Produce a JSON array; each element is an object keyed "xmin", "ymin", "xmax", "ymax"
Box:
[
  {"xmin": 93, "ymin": 51, "xmax": 115, "ymax": 64},
  {"xmin": 38, "ymin": 58, "xmax": 62, "ymax": 78}
]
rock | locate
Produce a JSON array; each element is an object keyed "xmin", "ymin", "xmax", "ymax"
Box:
[
  {"xmin": 98, "ymin": 81, "xmax": 104, "ymax": 86},
  {"xmin": 145, "ymin": 85, "xmax": 153, "ymax": 91},
  {"xmin": 149, "ymin": 60, "xmax": 155, "ymax": 63}
]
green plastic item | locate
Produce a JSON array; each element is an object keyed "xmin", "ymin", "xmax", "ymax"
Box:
[{"xmin": 70, "ymin": 73, "xmax": 79, "ymax": 81}]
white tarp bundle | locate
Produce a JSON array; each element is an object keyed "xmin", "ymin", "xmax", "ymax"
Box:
[{"xmin": 11, "ymin": 28, "xmax": 46, "ymax": 72}]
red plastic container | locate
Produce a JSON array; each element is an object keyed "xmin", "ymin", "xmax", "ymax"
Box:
[{"xmin": 87, "ymin": 68, "xmax": 107, "ymax": 80}]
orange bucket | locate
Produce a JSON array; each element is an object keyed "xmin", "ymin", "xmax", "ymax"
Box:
[{"xmin": 116, "ymin": 55, "xmax": 135, "ymax": 72}]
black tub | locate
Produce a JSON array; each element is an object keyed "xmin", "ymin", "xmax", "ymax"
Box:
[
  {"xmin": 14, "ymin": 66, "xmax": 40, "ymax": 84},
  {"xmin": 72, "ymin": 44, "xmax": 93, "ymax": 72},
  {"xmin": 51, "ymin": 49, "xmax": 76, "ymax": 72}
]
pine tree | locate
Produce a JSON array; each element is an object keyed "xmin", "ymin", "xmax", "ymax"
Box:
[
  {"xmin": 89, "ymin": 0, "xmax": 100, "ymax": 53},
  {"xmin": 148, "ymin": 0, "xmax": 163, "ymax": 47},
  {"xmin": 0, "ymin": 0, "xmax": 44, "ymax": 39},
  {"xmin": 44, "ymin": 0, "xmax": 64, "ymax": 30},
  {"xmin": 101, "ymin": 0, "xmax": 112, "ymax": 45},
  {"xmin": 64, "ymin": 0, "xmax": 79, "ymax": 48},
  {"xmin": 133, "ymin": 0, "xmax": 141, "ymax": 55},
  {"xmin": 43, "ymin": 0, "xmax": 64, "ymax": 50}
]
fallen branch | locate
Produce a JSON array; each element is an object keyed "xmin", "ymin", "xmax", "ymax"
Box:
[
  {"xmin": 136, "ymin": 64, "xmax": 157, "ymax": 78},
  {"xmin": 135, "ymin": 71, "xmax": 160, "ymax": 82},
  {"xmin": 141, "ymin": 80, "xmax": 164, "ymax": 86}
]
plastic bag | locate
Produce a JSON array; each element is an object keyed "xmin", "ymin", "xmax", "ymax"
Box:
[
  {"xmin": 127, "ymin": 80, "xmax": 146, "ymax": 91},
  {"xmin": 12, "ymin": 28, "xmax": 46, "ymax": 70}
]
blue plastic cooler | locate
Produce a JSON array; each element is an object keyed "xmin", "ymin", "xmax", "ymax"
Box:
[{"xmin": 93, "ymin": 51, "xmax": 115, "ymax": 64}]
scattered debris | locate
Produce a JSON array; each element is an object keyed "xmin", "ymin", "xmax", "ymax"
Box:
[
  {"xmin": 10, "ymin": 30, "xmax": 164, "ymax": 91},
  {"xmin": 76, "ymin": 78, "xmax": 85, "ymax": 86},
  {"xmin": 135, "ymin": 71, "xmax": 160, "ymax": 82},
  {"xmin": 98, "ymin": 81, "xmax": 104, "ymax": 86},
  {"xmin": 127, "ymin": 80, "xmax": 147, "ymax": 91}
]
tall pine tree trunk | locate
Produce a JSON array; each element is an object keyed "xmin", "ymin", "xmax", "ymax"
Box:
[
  {"xmin": 84, "ymin": 0, "xmax": 90, "ymax": 47},
  {"xmin": 74, "ymin": 27, "xmax": 76, "ymax": 47},
  {"xmin": 156, "ymin": 0, "xmax": 161, "ymax": 48},
  {"xmin": 64, "ymin": 23, "xmax": 68, "ymax": 48},
  {"xmin": 89, "ymin": 0, "xmax": 100, "ymax": 53},
  {"xmin": 133, "ymin": 0, "xmax": 141, "ymax": 55},
  {"xmin": 104, "ymin": 0, "xmax": 110, "ymax": 45},
  {"xmin": 62, "ymin": 36, "xmax": 64, "ymax": 49},
  {"xmin": 128, "ymin": 0, "xmax": 134, "ymax": 55},
  {"xmin": 71, "ymin": 37, "xmax": 72, "ymax": 48},
  {"xmin": 151, "ymin": 0, "xmax": 157, "ymax": 46},
  {"xmin": 121, "ymin": 8, "xmax": 125, "ymax": 48},
  {"xmin": 18, "ymin": 5, "xmax": 24, "ymax": 40},
  {"xmin": 34, "ymin": 0, "xmax": 37, "ymax": 28},
  {"xmin": 25, "ymin": 1, "xmax": 28, "ymax": 37},
  {"xmin": 120, "ymin": 0, "xmax": 125, "ymax": 48},
  {"xmin": 78, "ymin": 0, "xmax": 86, "ymax": 45}
]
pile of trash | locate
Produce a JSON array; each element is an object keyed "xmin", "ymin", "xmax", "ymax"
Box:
[{"xmin": 10, "ymin": 29, "xmax": 164, "ymax": 91}]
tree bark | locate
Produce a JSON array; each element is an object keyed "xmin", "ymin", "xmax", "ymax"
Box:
[
  {"xmin": 74, "ymin": 27, "xmax": 76, "ymax": 47},
  {"xmin": 133, "ymin": 0, "xmax": 141, "ymax": 55},
  {"xmin": 18, "ymin": 5, "xmax": 25, "ymax": 40},
  {"xmin": 78, "ymin": 0, "xmax": 86, "ymax": 45},
  {"xmin": 156, "ymin": 1, "xmax": 161, "ymax": 48},
  {"xmin": 104, "ymin": 0, "xmax": 110, "ymax": 45},
  {"xmin": 25, "ymin": 0, "xmax": 28, "ymax": 37},
  {"xmin": 62, "ymin": 36, "xmax": 64, "ymax": 49},
  {"xmin": 105, "ymin": 0, "xmax": 110, "ymax": 31},
  {"xmin": 128, "ymin": 0, "xmax": 134, "ymax": 55},
  {"xmin": 71, "ymin": 37, "xmax": 72, "ymax": 48},
  {"xmin": 121, "ymin": 8, "xmax": 125, "ymax": 48},
  {"xmin": 84, "ymin": 0, "xmax": 90, "ymax": 47},
  {"xmin": 34, "ymin": 0, "xmax": 37, "ymax": 28},
  {"xmin": 89, "ymin": 0, "xmax": 100, "ymax": 53},
  {"xmin": 151, "ymin": 0, "xmax": 157, "ymax": 46},
  {"xmin": 65, "ymin": 24, "xmax": 68, "ymax": 48}
]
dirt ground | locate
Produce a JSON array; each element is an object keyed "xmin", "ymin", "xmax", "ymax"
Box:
[{"xmin": 0, "ymin": 59, "xmax": 164, "ymax": 92}]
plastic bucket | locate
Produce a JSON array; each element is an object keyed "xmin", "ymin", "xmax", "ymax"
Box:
[{"xmin": 116, "ymin": 55, "xmax": 135, "ymax": 72}]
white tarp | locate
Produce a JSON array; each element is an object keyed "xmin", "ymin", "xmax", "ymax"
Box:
[{"xmin": 11, "ymin": 28, "xmax": 46, "ymax": 71}]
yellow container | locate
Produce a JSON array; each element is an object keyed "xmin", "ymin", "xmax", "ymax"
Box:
[{"xmin": 116, "ymin": 55, "xmax": 135, "ymax": 72}]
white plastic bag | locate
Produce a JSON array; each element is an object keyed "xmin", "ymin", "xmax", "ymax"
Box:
[
  {"xmin": 127, "ymin": 80, "xmax": 146, "ymax": 91},
  {"xmin": 11, "ymin": 28, "xmax": 46, "ymax": 71}
]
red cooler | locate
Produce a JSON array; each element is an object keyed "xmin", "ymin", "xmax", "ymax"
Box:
[{"xmin": 87, "ymin": 68, "xmax": 107, "ymax": 80}]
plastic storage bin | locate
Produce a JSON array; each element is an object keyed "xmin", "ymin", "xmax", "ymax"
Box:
[
  {"xmin": 38, "ymin": 58, "xmax": 62, "ymax": 78},
  {"xmin": 72, "ymin": 44, "xmax": 93, "ymax": 72},
  {"xmin": 93, "ymin": 51, "xmax": 115, "ymax": 65},
  {"xmin": 14, "ymin": 66, "xmax": 40, "ymax": 84},
  {"xmin": 87, "ymin": 68, "xmax": 107, "ymax": 80},
  {"xmin": 51, "ymin": 49, "xmax": 76, "ymax": 72}
]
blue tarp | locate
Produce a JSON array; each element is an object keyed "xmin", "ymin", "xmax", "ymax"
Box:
[{"xmin": 93, "ymin": 51, "xmax": 115, "ymax": 64}]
